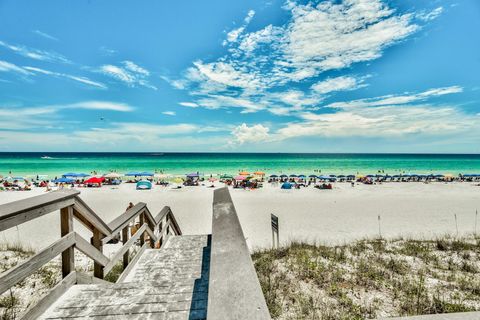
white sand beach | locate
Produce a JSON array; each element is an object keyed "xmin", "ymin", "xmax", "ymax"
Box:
[{"xmin": 1, "ymin": 182, "xmax": 479, "ymax": 252}]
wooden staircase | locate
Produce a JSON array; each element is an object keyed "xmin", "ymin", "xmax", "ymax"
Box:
[{"xmin": 40, "ymin": 235, "xmax": 211, "ymax": 319}]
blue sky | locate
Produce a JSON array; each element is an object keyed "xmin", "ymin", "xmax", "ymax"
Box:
[{"xmin": 0, "ymin": 0, "xmax": 479, "ymax": 152}]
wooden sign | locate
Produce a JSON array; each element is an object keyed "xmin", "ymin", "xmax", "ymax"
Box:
[{"xmin": 271, "ymin": 214, "xmax": 279, "ymax": 248}]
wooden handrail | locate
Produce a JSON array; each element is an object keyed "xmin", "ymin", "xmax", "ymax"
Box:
[
  {"xmin": 0, "ymin": 189, "xmax": 182, "ymax": 308},
  {"xmin": 207, "ymin": 187, "xmax": 270, "ymax": 320},
  {"xmin": 0, "ymin": 190, "xmax": 79, "ymax": 232}
]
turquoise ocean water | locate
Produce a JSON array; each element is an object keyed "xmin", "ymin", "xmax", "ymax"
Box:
[{"xmin": 1, "ymin": 153, "xmax": 480, "ymax": 177}]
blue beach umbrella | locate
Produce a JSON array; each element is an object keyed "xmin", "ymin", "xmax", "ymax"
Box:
[
  {"xmin": 139, "ymin": 171, "xmax": 154, "ymax": 177},
  {"xmin": 308, "ymin": 175, "xmax": 318, "ymax": 178},
  {"xmin": 125, "ymin": 172, "xmax": 141, "ymax": 176},
  {"xmin": 298, "ymin": 174, "xmax": 306, "ymax": 178}
]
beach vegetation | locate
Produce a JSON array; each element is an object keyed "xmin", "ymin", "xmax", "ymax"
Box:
[{"xmin": 253, "ymin": 235, "xmax": 480, "ymax": 319}]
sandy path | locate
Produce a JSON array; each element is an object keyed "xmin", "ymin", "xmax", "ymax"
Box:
[{"xmin": 0, "ymin": 182, "xmax": 479, "ymax": 251}]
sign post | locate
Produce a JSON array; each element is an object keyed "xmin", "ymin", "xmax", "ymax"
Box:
[{"xmin": 271, "ymin": 214, "xmax": 279, "ymax": 249}]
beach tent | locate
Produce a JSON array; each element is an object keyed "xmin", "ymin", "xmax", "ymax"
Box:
[
  {"xmin": 281, "ymin": 182, "xmax": 293, "ymax": 189},
  {"xmin": 84, "ymin": 177, "xmax": 105, "ymax": 184},
  {"xmin": 53, "ymin": 177, "xmax": 75, "ymax": 183},
  {"xmin": 136, "ymin": 180, "xmax": 152, "ymax": 190}
]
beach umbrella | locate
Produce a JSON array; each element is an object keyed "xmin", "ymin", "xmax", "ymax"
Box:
[
  {"xmin": 298, "ymin": 174, "xmax": 306, "ymax": 178},
  {"xmin": 104, "ymin": 172, "xmax": 121, "ymax": 179},
  {"xmin": 154, "ymin": 173, "xmax": 169, "ymax": 179},
  {"xmin": 186, "ymin": 173, "xmax": 199, "ymax": 178},
  {"xmin": 239, "ymin": 171, "xmax": 250, "ymax": 176},
  {"xmin": 308, "ymin": 175, "xmax": 317, "ymax": 178},
  {"xmin": 85, "ymin": 177, "xmax": 104, "ymax": 184},
  {"xmin": 337, "ymin": 175, "xmax": 345, "ymax": 178},
  {"xmin": 53, "ymin": 177, "xmax": 74, "ymax": 183},
  {"xmin": 12, "ymin": 176, "xmax": 24, "ymax": 180},
  {"xmin": 139, "ymin": 171, "xmax": 154, "ymax": 177},
  {"xmin": 125, "ymin": 172, "xmax": 141, "ymax": 176},
  {"xmin": 235, "ymin": 175, "xmax": 246, "ymax": 181},
  {"xmin": 289, "ymin": 174, "xmax": 297, "ymax": 177},
  {"xmin": 269, "ymin": 174, "xmax": 278, "ymax": 178},
  {"xmin": 170, "ymin": 177, "xmax": 183, "ymax": 184},
  {"xmin": 208, "ymin": 177, "xmax": 217, "ymax": 182},
  {"xmin": 279, "ymin": 174, "xmax": 288, "ymax": 178},
  {"xmin": 220, "ymin": 174, "xmax": 233, "ymax": 180},
  {"xmin": 329, "ymin": 175, "xmax": 337, "ymax": 177},
  {"xmin": 254, "ymin": 171, "xmax": 265, "ymax": 175}
]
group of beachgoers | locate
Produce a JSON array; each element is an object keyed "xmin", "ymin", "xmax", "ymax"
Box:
[{"xmin": 0, "ymin": 171, "xmax": 479, "ymax": 192}]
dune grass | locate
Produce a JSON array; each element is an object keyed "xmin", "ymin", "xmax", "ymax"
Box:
[{"xmin": 252, "ymin": 235, "xmax": 480, "ymax": 319}]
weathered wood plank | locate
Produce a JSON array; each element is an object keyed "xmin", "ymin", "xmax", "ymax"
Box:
[
  {"xmin": 122, "ymin": 226, "xmax": 129, "ymax": 268},
  {"xmin": 21, "ymin": 271, "xmax": 77, "ymax": 320},
  {"xmin": 104, "ymin": 223, "xmax": 156, "ymax": 275},
  {"xmin": 92, "ymin": 229, "xmax": 104, "ymax": 279},
  {"xmin": 73, "ymin": 197, "xmax": 111, "ymax": 236},
  {"xmin": 0, "ymin": 197, "xmax": 76, "ymax": 232},
  {"xmin": 208, "ymin": 187, "xmax": 270, "ymax": 320},
  {"xmin": 76, "ymin": 271, "xmax": 113, "ymax": 285},
  {"xmin": 0, "ymin": 232, "xmax": 76, "ymax": 295},
  {"xmin": 154, "ymin": 206, "xmax": 170, "ymax": 224},
  {"xmin": 74, "ymin": 233, "xmax": 109, "ymax": 267},
  {"xmin": 60, "ymin": 206, "xmax": 74, "ymax": 278},
  {"xmin": 116, "ymin": 242, "xmax": 149, "ymax": 283}
]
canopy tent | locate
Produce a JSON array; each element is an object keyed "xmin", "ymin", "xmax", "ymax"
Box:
[
  {"xmin": 53, "ymin": 177, "xmax": 75, "ymax": 183},
  {"xmin": 84, "ymin": 177, "xmax": 105, "ymax": 184},
  {"xmin": 281, "ymin": 182, "xmax": 293, "ymax": 189}
]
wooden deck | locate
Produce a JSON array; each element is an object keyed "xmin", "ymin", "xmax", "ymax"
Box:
[{"xmin": 40, "ymin": 235, "xmax": 211, "ymax": 320}]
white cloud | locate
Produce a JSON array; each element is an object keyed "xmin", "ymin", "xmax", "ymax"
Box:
[
  {"xmin": 172, "ymin": 0, "xmax": 443, "ymax": 115},
  {"xmin": 328, "ymin": 86, "xmax": 463, "ymax": 109},
  {"xmin": 162, "ymin": 111, "xmax": 176, "ymax": 116},
  {"xmin": 230, "ymin": 123, "xmax": 270, "ymax": 144},
  {"xmin": 196, "ymin": 95, "xmax": 264, "ymax": 113},
  {"xmin": 32, "ymin": 30, "xmax": 58, "ymax": 41},
  {"xmin": 0, "ymin": 60, "xmax": 32, "ymax": 75},
  {"xmin": 311, "ymin": 76, "xmax": 365, "ymax": 94},
  {"xmin": 66, "ymin": 101, "xmax": 134, "ymax": 112},
  {"xmin": 417, "ymin": 7, "xmax": 443, "ymax": 21},
  {"xmin": 0, "ymin": 40, "xmax": 70, "ymax": 63},
  {"xmin": 224, "ymin": 10, "xmax": 256, "ymax": 45},
  {"xmin": 97, "ymin": 61, "xmax": 156, "ymax": 89},
  {"xmin": 23, "ymin": 66, "xmax": 106, "ymax": 89},
  {"xmin": 179, "ymin": 102, "xmax": 199, "ymax": 108}
]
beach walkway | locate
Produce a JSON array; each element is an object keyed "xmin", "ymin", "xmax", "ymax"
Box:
[
  {"xmin": 0, "ymin": 187, "xmax": 269, "ymax": 320},
  {"xmin": 40, "ymin": 235, "xmax": 211, "ymax": 319}
]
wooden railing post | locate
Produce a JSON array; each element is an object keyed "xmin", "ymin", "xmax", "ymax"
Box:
[
  {"xmin": 139, "ymin": 212, "xmax": 145, "ymax": 246},
  {"xmin": 122, "ymin": 226, "xmax": 129, "ymax": 269},
  {"xmin": 93, "ymin": 229, "xmax": 104, "ymax": 279},
  {"xmin": 60, "ymin": 206, "xmax": 74, "ymax": 278}
]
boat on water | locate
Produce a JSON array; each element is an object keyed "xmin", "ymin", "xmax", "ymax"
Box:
[
  {"xmin": 41, "ymin": 155, "xmax": 53, "ymax": 159},
  {"xmin": 136, "ymin": 180, "xmax": 152, "ymax": 190}
]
